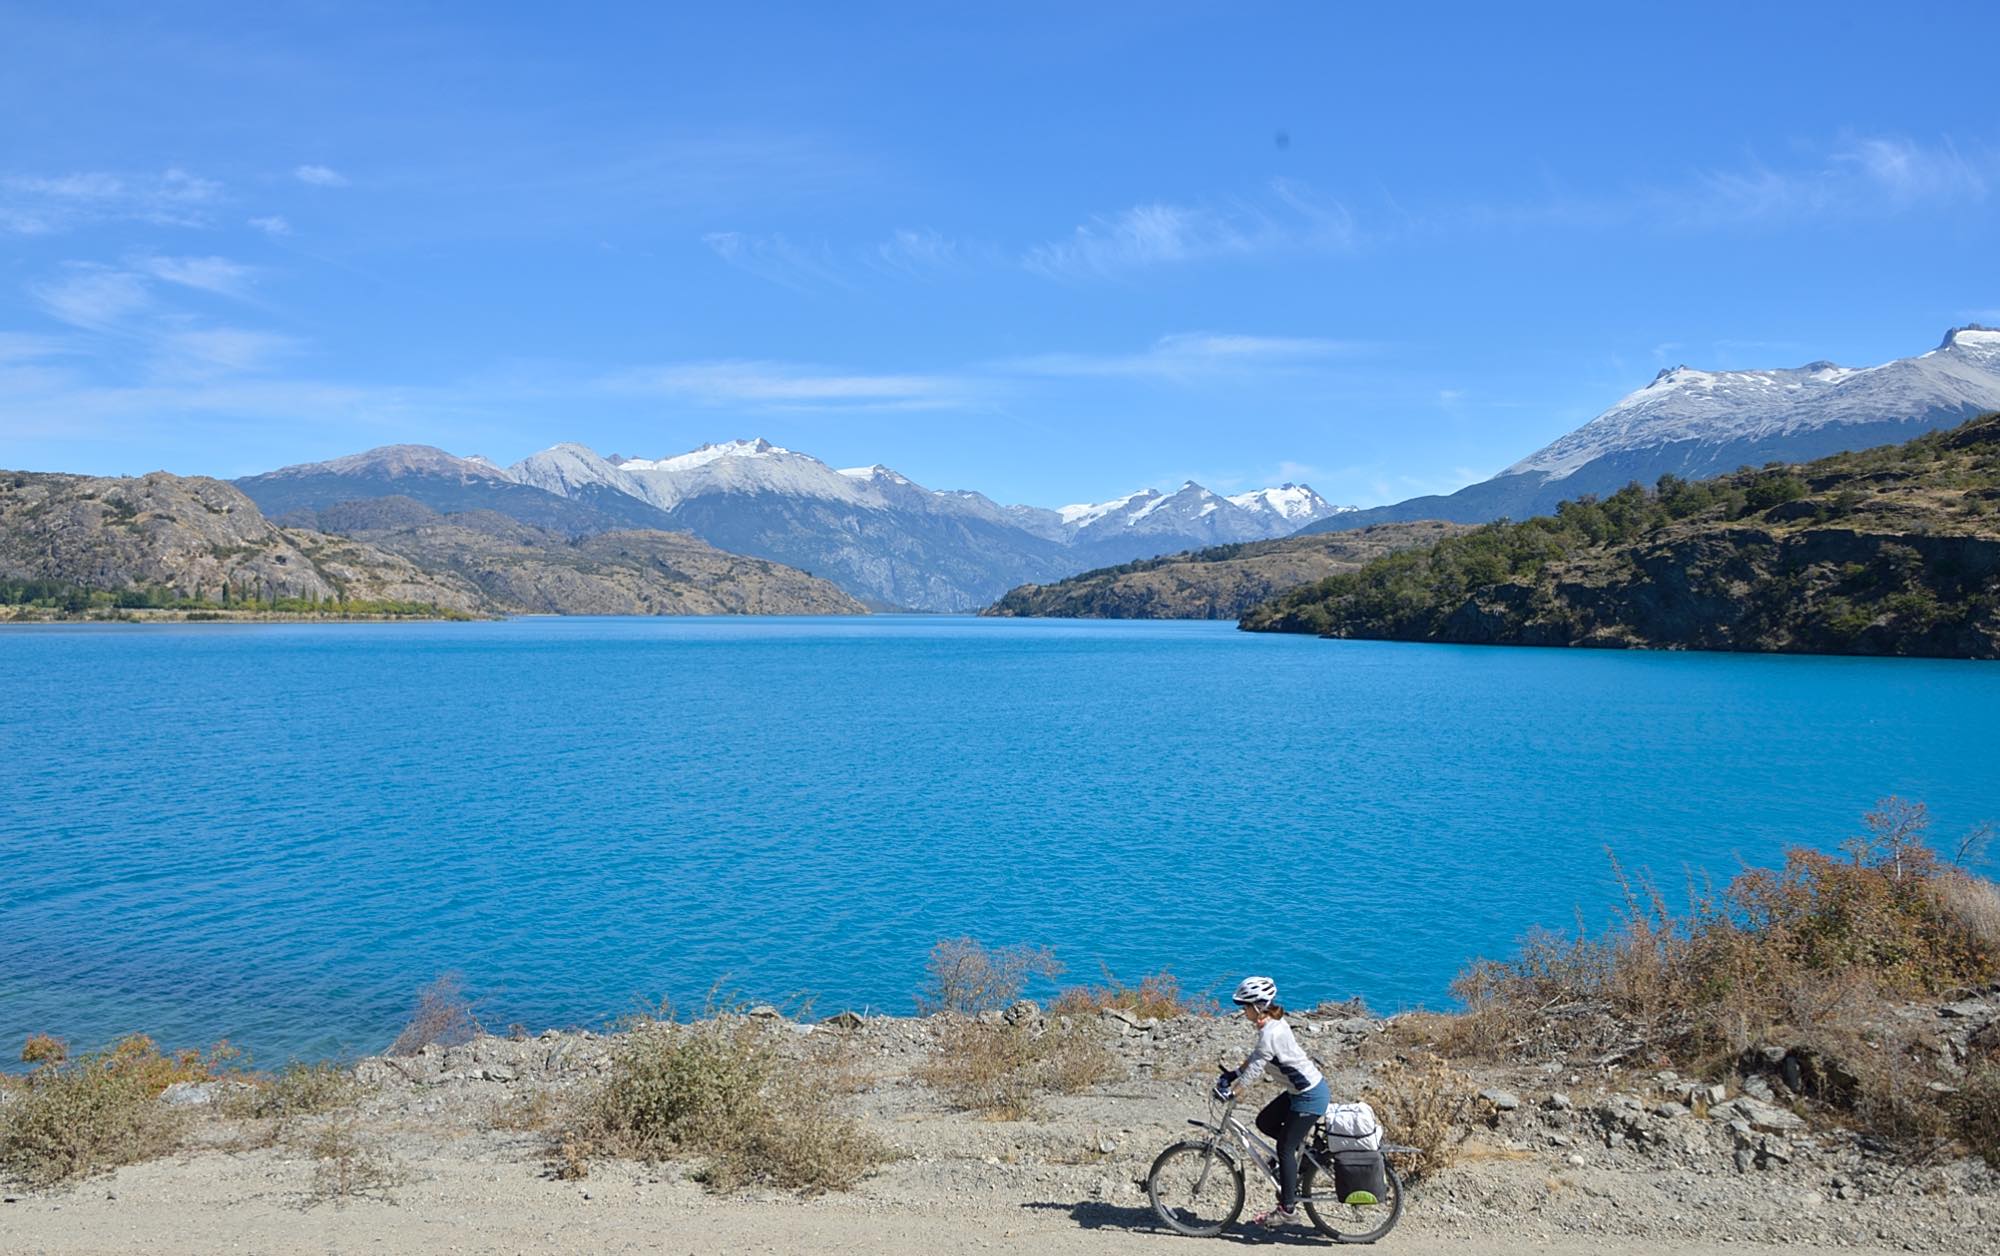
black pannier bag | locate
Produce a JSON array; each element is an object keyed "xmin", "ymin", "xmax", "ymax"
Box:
[{"xmin": 1332, "ymin": 1149, "xmax": 1387, "ymax": 1205}]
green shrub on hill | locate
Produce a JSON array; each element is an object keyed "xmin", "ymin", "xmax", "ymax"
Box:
[{"xmin": 1242, "ymin": 413, "xmax": 2000, "ymax": 656}]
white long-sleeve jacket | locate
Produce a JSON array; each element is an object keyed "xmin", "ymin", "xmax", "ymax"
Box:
[{"xmin": 1235, "ymin": 1017, "xmax": 1324, "ymax": 1095}]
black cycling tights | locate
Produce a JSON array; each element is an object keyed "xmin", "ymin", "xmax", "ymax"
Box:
[{"xmin": 1255, "ymin": 1093, "xmax": 1316, "ymax": 1211}]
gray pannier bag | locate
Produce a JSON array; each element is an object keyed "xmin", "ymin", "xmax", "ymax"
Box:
[{"xmin": 1321, "ymin": 1100, "xmax": 1383, "ymax": 1151}]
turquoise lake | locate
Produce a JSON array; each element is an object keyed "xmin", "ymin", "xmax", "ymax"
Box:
[{"xmin": 4, "ymin": 616, "xmax": 1997, "ymax": 1065}]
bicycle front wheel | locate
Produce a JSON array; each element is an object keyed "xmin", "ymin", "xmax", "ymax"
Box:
[
  {"xmin": 1146, "ymin": 1139, "xmax": 1246, "ymax": 1237},
  {"xmin": 1300, "ymin": 1156, "xmax": 1403, "ymax": 1243}
]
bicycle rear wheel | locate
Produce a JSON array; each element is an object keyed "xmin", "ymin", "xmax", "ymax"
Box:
[
  {"xmin": 1299, "ymin": 1156, "xmax": 1403, "ymax": 1243},
  {"xmin": 1146, "ymin": 1139, "xmax": 1246, "ymax": 1237}
]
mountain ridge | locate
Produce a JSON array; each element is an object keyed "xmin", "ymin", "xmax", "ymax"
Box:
[
  {"xmin": 244, "ymin": 438, "xmax": 1352, "ymax": 611},
  {"xmin": 1301, "ymin": 326, "xmax": 2000, "ymax": 535}
]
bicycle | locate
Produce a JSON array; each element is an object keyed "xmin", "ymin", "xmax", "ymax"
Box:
[{"xmin": 1146, "ymin": 1085, "xmax": 1409, "ymax": 1243}]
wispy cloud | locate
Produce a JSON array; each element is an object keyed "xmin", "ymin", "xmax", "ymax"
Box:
[
  {"xmin": 30, "ymin": 265, "xmax": 154, "ymax": 331},
  {"xmin": 871, "ymin": 227, "xmax": 964, "ymax": 277},
  {"xmin": 601, "ymin": 359, "xmax": 970, "ymax": 410},
  {"xmin": 23, "ymin": 256, "xmax": 296, "ymax": 383},
  {"xmin": 1004, "ymin": 331, "xmax": 1370, "ymax": 380},
  {"xmin": 293, "ymin": 164, "xmax": 348, "ymax": 187},
  {"xmin": 247, "ymin": 214, "xmax": 292, "ymax": 236},
  {"xmin": 132, "ymin": 254, "xmax": 260, "ymax": 301},
  {"xmin": 150, "ymin": 327, "xmax": 298, "ymax": 379},
  {"xmin": 0, "ymin": 167, "xmax": 222, "ymax": 234},
  {"xmin": 1650, "ymin": 135, "xmax": 1988, "ymax": 228},
  {"xmin": 1024, "ymin": 179, "xmax": 1357, "ymax": 279},
  {"xmin": 701, "ymin": 231, "xmax": 853, "ymax": 291}
]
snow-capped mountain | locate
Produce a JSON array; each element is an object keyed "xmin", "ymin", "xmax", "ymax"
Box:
[
  {"xmin": 242, "ymin": 436, "xmax": 1347, "ymax": 612},
  {"xmin": 1303, "ymin": 326, "xmax": 2000, "ymax": 534},
  {"xmin": 1505, "ymin": 326, "xmax": 2000, "ymax": 483},
  {"xmin": 1227, "ymin": 484, "xmax": 1352, "ymax": 528}
]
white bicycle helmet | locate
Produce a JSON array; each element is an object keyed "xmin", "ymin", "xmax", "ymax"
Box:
[{"xmin": 1232, "ymin": 975, "xmax": 1277, "ymax": 1008}]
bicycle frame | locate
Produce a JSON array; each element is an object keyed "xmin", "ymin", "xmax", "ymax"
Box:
[{"xmin": 1181, "ymin": 1091, "xmax": 1330, "ymax": 1191}]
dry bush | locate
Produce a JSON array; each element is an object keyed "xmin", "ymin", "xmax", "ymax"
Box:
[
  {"xmin": 1953, "ymin": 1064, "xmax": 2000, "ymax": 1169},
  {"xmin": 1424, "ymin": 801, "xmax": 2000, "ymax": 1159},
  {"xmin": 387, "ymin": 973, "xmax": 482, "ymax": 1056},
  {"xmin": 549, "ymin": 1134, "xmax": 592, "ymax": 1180},
  {"xmin": 1363, "ymin": 1053, "xmax": 1475, "ymax": 1179},
  {"xmin": 919, "ymin": 1018, "xmax": 1119, "ymax": 1120},
  {"xmin": 302, "ymin": 1116, "xmax": 404, "ymax": 1206},
  {"xmin": 0, "ymin": 1035, "xmax": 221, "ymax": 1187},
  {"xmin": 917, "ymin": 938, "xmax": 1063, "ymax": 1015},
  {"xmin": 1933, "ymin": 871, "xmax": 2000, "ymax": 955},
  {"xmin": 223, "ymin": 1062, "xmax": 360, "ymax": 1125},
  {"xmin": 559, "ymin": 1018, "xmax": 890, "ymax": 1194},
  {"xmin": 490, "ymin": 1087, "xmax": 557, "ymax": 1133},
  {"xmin": 1049, "ymin": 969, "xmax": 1218, "ymax": 1019},
  {"xmin": 19, "ymin": 1035, "xmax": 67, "ymax": 1068}
]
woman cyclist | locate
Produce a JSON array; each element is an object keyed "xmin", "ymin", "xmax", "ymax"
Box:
[{"xmin": 1215, "ymin": 975, "xmax": 1328, "ymax": 1228}]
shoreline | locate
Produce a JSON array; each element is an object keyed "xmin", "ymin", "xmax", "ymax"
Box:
[{"xmin": 4, "ymin": 1003, "xmax": 1996, "ymax": 1255}]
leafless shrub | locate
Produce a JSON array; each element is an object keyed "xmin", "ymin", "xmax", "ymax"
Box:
[
  {"xmin": 387, "ymin": 973, "xmax": 482, "ymax": 1056},
  {"xmin": 917, "ymin": 938, "xmax": 1063, "ymax": 1015},
  {"xmin": 1363, "ymin": 1053, "xmax": 1474, "ymax": 1179}
]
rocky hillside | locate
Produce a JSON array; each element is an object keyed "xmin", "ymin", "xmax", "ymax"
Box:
[
  {"xmin": 0, "ymin": 470, "xmax": 485, "ymax": 613},
  {"xmin": 0, "ymin": 473, "xmax": 866, "ymax": 618},
  {"xmin": 298, "ymin": 497, "xmax": 866, "ymax": 616},
  {"xmin": 984, "ymin": 521, "xmax": 1465, "ymax": 619},
  {"xmin": 1244, "ymin": 414, "xmax": 2000, "ymax": 658}
]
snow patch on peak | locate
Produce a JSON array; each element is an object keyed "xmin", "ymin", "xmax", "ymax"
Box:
[
  {"xmin": 1944, "ymin": 325, "xmax": 2000, "ymax": 352},
  {"xmin": 1057, "ymin": 489, "xmax": 1154, "ymax": 526},
  {"xmin": 838, "ymin": 463, "xmax": 914, "ymax": 486},
  {"xmin": 620, "ymin": 437, "xmax": 790, "ymax": 473},
  {"xmin": 1227, "ymin": 483, "xmax": 1344, "ymax": 523}
]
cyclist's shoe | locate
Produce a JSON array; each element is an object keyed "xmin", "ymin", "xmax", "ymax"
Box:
[{"xmin": 1249, "ymin": 1205, "xmax": 1300, "ymax": 1228}]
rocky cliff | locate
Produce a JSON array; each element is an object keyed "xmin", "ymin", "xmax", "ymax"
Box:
[
  {"xmin": 1, "ymin": 473, "xmax": 867, "ymax": 618},
  {"xmin": 0, "ymin": 470, "xmax": 485, "ymax": 612}
]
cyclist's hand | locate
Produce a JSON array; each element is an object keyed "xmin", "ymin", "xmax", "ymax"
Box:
[{"xmin": 1212, "ymin": 1076, "xmax": 1234, "ymax": 1102}]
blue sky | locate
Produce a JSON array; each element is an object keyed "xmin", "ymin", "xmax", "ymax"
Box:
[{"xmin": 2, "ymin": 2, "xmax": 1996, "ymax": 508}]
